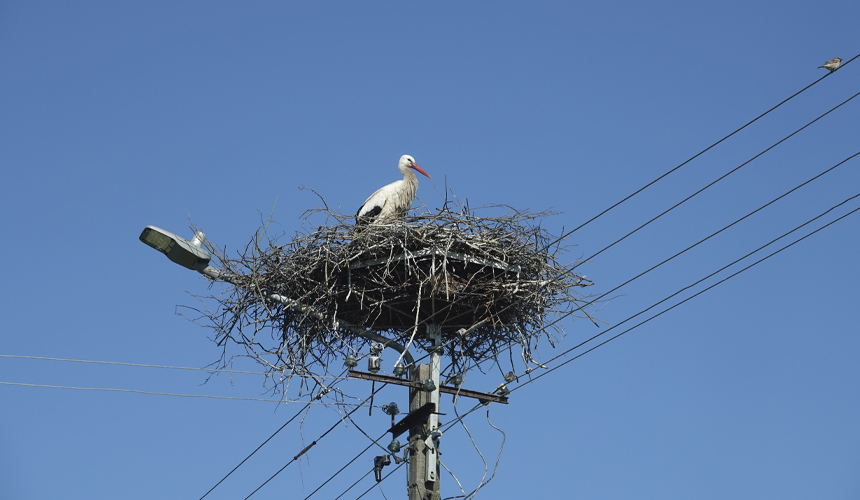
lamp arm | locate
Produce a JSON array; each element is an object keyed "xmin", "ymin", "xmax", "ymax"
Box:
[{"xmin": 195, "ymin": 265, "xmax": 415, "ymax": 368}]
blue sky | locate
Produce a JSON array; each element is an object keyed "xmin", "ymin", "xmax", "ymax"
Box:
[{"xmin": 1, "ymin": 1, "xmax": 858, "ymax": 499}]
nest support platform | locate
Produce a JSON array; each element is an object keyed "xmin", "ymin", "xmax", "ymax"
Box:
[{"xmin": 195, "ymin": 204, "xmax": 594, "ymax": 378}]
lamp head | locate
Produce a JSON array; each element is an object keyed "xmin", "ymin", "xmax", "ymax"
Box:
[{"xmin": 139, "ymin": 225, "xmax": 211, "ymax": 270}]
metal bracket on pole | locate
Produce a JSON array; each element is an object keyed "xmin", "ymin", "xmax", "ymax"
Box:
[
  {"xmin": 389, "ymin": 402, "xmax": 435, "ymax": 439},
  {"xmin": 425, "ymin": 324, "xmax": 442, "ymax": 483},
  {"xmin": 424, "ymin": 429, "xmax": 442, "ymax": 482}
]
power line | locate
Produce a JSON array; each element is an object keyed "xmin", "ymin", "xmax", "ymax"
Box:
[
  {"xmin": 362, "ymin": 399, "xmax": 496, "ymax": 500},
  {"xmin": 377, "ymin": 193, "xmax": 860, "ymax": 498},
  {"xmin": 198, "ymin": 351, "xmax": 385, "ymax": 498},
  {"xmin": 441, "ymin": 151, "xmax": 860, "ymax": 381},
  {"xmin": 0, "ymin": 379, "xmax": 369, "ymax": 406},
  {"xmin": 283, "ymin": 62, "xmax": 860, "ymax": 388},
  {"xmin": 513, "ymin": 192, "xmax": 860, "ymax": 392},
  {"xmin": 202, "ymin": 68, "xmax": 860, "ymax": 496},
  {"xmin": 567, "ymin": 86, "xmax": 860, "ymax": 270},
  {"xmin": 542, "ymin": 50, "xmax": 860, "ymax": 251},
  {"xmin": 316, "ymin": 390, "xmax": 496, "ymax": 500},
  {"xmin": 353, "ymin": 462, "xmax": 405, "ymax": 500},
  {"xmin": 333, "ymin": 469, "xmax": 373, "ymax": 500},
  {"xmin": 404, "ymin": 143, "xmax": 860, "ymax": 376},
  {"xmin": 199, "ymin": 402, "xmax": 311, "ymax": 499},
  {"xmin": 207, "ymin": 55, "xmax": 860, "ymax": 500},
  {"xmin": 0, "ymin": 354, "xmax": 342, "ymax": 379},
  {"xmin": 311, "ymin": 396, "xmax": 492, "ymax": 500},
  {"xmin": 574, "ymin": 150, "xmax": 860, "ymax": 311},
  {"xmin": 0, "ymin": 381, "xmax": 290, "ymax": 403},
  {"xmin": 303, "ymin": 441, "xmax": 377, "ymax": 500},
  {"xmin": 242, "ymin": 382, "xmax": 390, "ymax": 500},
  {"xmin": 200, "ymin": 368, "xmax": 349, "ymax": 499},
  {"xmin": 303, "ymin": 408, "xmax": 397, "ymax": 498},
  {"xmin": 0, "ymin": 354, "xmax": 262, "ymax": 375}
]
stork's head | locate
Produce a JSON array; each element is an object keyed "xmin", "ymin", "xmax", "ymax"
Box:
[{"xmin": 399, "ymin": 154, "xmax": 431, "ymax": 179}]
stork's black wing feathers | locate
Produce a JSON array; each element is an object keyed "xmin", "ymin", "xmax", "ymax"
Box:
[{"xmin": 356, "ymin": 204, "xmax": 383, "ymax": 225}]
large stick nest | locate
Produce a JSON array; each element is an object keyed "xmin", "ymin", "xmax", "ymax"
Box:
[{"xmin": 190, "ymin": 195, "xmax": 596, "ymax": 386}]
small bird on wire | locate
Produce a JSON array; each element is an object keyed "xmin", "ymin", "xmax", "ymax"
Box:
[
  {"xmin": 504, "ymin": 371, "xmax": 516, "ymax": 383},
  {"xmin": 818, "ymin": 57, "xmax": 842, "ymax": 72}
]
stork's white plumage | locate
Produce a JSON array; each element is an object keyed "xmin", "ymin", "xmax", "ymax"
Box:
[{"xmin": 356, "ymin": 155, "xmax": 431, "ymax": 223}]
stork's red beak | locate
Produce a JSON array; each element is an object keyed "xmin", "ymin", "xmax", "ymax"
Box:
[{"xmin": 412, "ymin": 163, "xmax": 431, "ymax": 179}]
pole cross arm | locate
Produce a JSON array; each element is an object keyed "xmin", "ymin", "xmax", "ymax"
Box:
[
  {"xmin": 389, "ymin": 402, "xmax": 436, "ymax": 439},
  {"xmin": 348, "ymin": 369, "xmax": 509, "ymax": 404}
]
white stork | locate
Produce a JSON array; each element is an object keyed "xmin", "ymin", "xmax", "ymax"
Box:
[{"xmin": 356, "ymin": 155, "xmax": 431, "ymax": 223}]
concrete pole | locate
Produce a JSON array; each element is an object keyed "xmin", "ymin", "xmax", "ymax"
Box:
[{"xmin": 407, "ymin": 363, "xmax": 441, "ymax": 500}]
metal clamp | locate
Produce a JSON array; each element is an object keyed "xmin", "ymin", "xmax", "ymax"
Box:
[{"xmin": 424, "ymin": 430, "xmax": 443, "ymax": 482}]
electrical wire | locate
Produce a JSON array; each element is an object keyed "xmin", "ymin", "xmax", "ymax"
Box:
[
  {"xmin": 302, "ymin": 441, "xmax": 377, "ymax": 500},
  {"xmin": 542, "ymin": 50, "xmax": 860, "ymax": 251},
  {"xmin": 512, "ymin": 193, "xmax": 860, "ymax": 393},
  {"xmin": 368, "ymin": 187, "xmax": 860, "ymax": 499},
  {"xmin": 402, "ymin": 148, "xmax": 858, "ymax": 397},
  {"xmin": 403, "ymin": 141, "xmax": 859, "ymax": 378},
  {"xmin": 411, "ymin": 96, "xmax": 860, "ymax": 374},
  {"xmin": 364, "ymin": 400, "xmax": 489, "ymax": 500},
  {"xmin": 567, "ymin": 86, "xmax": 860, "ymax": 271},
  {"xmin": 242, "ymin": 382, "xmax": 389, "ymax": 500},
  {"xmin": 0, "ymin": 354, "xmax": 271, "ymax": 375},
  {"xmin": 321, "ymin": 390, "xmax": 486, "ymax": 500},
  {"xmin": 450, "ymin": 151, "xmax": 860, "ymax": 382},
  {"xmin": 200, "ymin": 63, "xmax": 859, "ymax": 498},
  {"xmin": 578, "ymin": 150, "xmax": 860, "ymax": 310},
  {"xmin": 374, "ymin": 187, "xmax": 855, "ymax": 496},
  {"xmin": 442, "ymin": 412, "xmax": 507, "ymax": 500},
  {"xmin": 441, "ymin": 460, "xmax": 467, "ymax": 500},
  {"xmin": 295, "ymin": 59, "xmax": 860, "ymax": 500},
  {"xmin": 303, "ymin": 401, "xmax": 410, "ymax": 499},
  {"xmin": 453, "ymin": 394, "xmax": 488, "ymax": 498},
  {"xmin": 345, "ymin": 82, "xmax": 860, "ymax": 384},
  {"xmin": 377, "ymin": 481, "xmax": 391, "ymax": 500},
  {"xmin": 198, "ymin": 402, "xmax": 311, "ymax": 499},
  {"xmin": 201, "ymin": 365, "xmax": 382, "ymax": 498},
  {"xmin": 353, "ymin": 462, "xmax": 405, "ymax": 500},
  {"xmin": 479, "ymin": 405, "xmax": 506, "ymax": 494},
  {"xmin": 333, "ymin": 469, "xmax": 373, "ymax": 500},
  {"xmin": 0, "ymin": 381, "xmax": 287, "ymax": 403},
  {"xmin": 343, "ymin": 412, "xmax": 394, "ymax": 456}
]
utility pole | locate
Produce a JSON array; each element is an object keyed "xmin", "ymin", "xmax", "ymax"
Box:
[
  {"xmin": 407, "ymin": 363, "xmax": 439, "ymax": 500},
  {"xmin": 349, "ymin": 324, "xmax": 508, "ymax": 500},
  {"xmin": 407, "ymin": 325, "xmax": 442, "ymax": 500}
]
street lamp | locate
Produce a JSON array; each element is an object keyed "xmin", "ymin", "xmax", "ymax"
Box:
[{"xmin": 138, "ymin": 226, "xmax": 220, "ymax": 279}]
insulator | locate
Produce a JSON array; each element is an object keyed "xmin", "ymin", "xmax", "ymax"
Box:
[
  {"xmin": 449, "ymin": 373, "xmax": 463, "ymax": 387},
  {"xmin": 388, "ymin": 439, "xmax": 401, "ymax": 453},
  {"xmin": 344, "ymin": 354, "xmax": 358, "ymax": 368},
  {"xmin": 421, "ymin": 379, "xmax": 436, "ymax": 392},
  {"xmin": 368, "ymin": 356, "xmax": 381, "ymax": 374},
  {"xmin": 393, "ymin": 362, "xmax": 406, "ymax": 377},
  {"xmin": 383, "ymin": 402, "xmax": 399, "ymax": 416}
]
